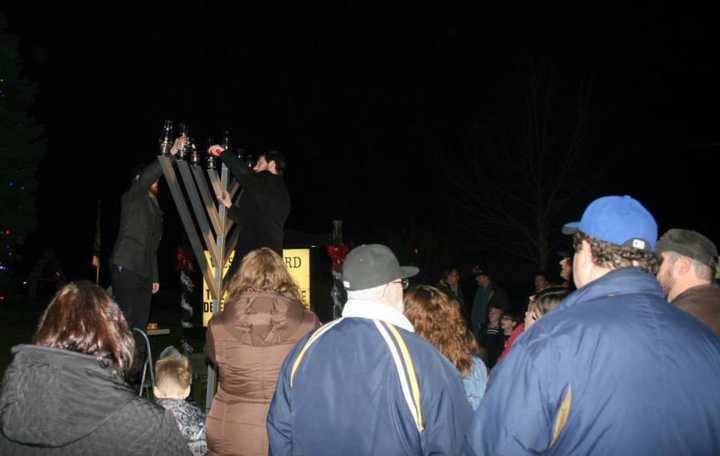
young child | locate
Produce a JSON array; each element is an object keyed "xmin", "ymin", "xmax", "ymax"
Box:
[
  {"xmin": 154, "ymin": 346, "xmax": 208, "ymax": 456},
  {"xmin": 497, "ymin": 312, "xmax": 523, "ymax": 365},
  {"xmin": 524, "ymin": 287, "xmax": 569, "ymax": 329},
  {"xmin": 483, "ymin": 305, "xmax": 506, "ymax": 368},
  {"xmin": 500, "ymin": 313, "xmax": 520, "ymax": 336}
]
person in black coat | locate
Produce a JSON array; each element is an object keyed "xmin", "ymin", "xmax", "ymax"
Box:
[
  {"xmin": 0, "ymin": 281, "xmax": 190, "ymax": 455},
  {"xmin": 209, "ymin": 146, "xmax": 290, "ymax": 281},
  {"xmin": 109, "ymin": 137, "xmax": 183, "ymax": 331}
]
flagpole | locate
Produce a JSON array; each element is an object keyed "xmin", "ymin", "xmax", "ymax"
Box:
[{"xmin": 93, "ymin": 200, "xmax": 102, "ymax": 284}]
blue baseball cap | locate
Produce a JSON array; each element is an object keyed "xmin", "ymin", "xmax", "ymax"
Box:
[{"xmin": 562, "ymin": 196, "xmax": 658, "ymax": 251}]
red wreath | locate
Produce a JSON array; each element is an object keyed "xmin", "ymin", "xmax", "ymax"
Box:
[{"xmin": 326, "ymin": 244, "xmax": 350, "ymax": 272}]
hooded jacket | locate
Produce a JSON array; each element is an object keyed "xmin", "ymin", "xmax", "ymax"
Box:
[
  {"xmin": 109, "ymin": 160, "xmax": 165, "ymax": 282},
  {"xmin": 0, "ymin": 345, "xmax": 190, "ymax": 455},
  {"xmin": 205, "ymin": 290, "xmax": 318, "ymax": 455}
]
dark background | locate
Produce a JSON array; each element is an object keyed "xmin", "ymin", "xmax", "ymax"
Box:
[{"xmin": 4, "ymin": 2, "xmax": 720, "ymax": 298}]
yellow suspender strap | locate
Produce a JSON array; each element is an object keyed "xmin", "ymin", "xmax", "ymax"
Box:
[{"xmin": 383, "ymin": 321, "xmax": 424, "ymax": 432}]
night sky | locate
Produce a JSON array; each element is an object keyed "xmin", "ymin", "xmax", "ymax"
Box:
[{"xmin": 4, "ymin": 3, "xmax": 720, "ymax": 289}]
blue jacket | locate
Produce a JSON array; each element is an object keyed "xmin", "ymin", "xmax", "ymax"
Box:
[
  {"xmin": 462, "ymin": 356, "xmax": 488, "ymax": 411},
  {"xmin": 267, "ymin": 317, "xmax": 473, "ymax": 455},
  {"xmin": 466, "ymin": 268, "xmax": 720, "ymax": 455}
]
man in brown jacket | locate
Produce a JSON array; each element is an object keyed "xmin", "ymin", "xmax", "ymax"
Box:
[{"xmin": 656, "ymin": 228, "xmax": 720, "ymax": 336}]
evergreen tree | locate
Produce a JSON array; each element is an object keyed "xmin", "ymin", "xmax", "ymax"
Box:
[{"xmin": 0, "ymin": 14, "xmax": 45, "ymax": 298}]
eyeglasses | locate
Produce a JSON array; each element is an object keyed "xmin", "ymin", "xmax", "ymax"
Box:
[{"xmin": 392, "ymin": 279, "xmax": 410, "ymax": 290}]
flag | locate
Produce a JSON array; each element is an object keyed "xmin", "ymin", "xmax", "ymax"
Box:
[{"xmin": 91, "ymin": 201, "xmax": 101, "ymax": 270}]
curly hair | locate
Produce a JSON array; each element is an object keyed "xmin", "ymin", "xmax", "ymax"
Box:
[
  {"xmin": 33, "ymin": 281, "xmax": 135, "ymax": 379},
  {"xmin": 227, "ymin": 247, "xmax": 303, "ymax": 302},
  {"xmin": 573, "ymin": 232, "xmax": 660, "ymax": 275},
  {"xmin": 404, "ymin": 285, "xmax": 480, "ymax": 376}
]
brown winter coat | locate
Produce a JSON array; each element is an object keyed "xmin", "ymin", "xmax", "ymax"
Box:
[
  {"xmin": 205, "ymin": 290, "xmax": 319, "ymax": 456},
  {"xmin": 671, "ymin": 283, "xmax": 720, "ymax": 336}
]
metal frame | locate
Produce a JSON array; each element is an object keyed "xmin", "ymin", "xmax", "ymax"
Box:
[
  {"xmin": 158, "ymin": 155, "xmax": 235, "ymax": 410},
  {"xmin": 133, "ymin": 328, "xmax": 155, "ymax": 397}
]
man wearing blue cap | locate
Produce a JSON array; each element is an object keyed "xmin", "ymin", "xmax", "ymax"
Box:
[{"xmin": 465, "ymin": 195, "xmax": 720, "ymax": 455}]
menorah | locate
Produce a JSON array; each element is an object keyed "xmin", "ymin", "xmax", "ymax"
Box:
[{"xmin": 156, "ymin": 121, "xmax": 241, "ymax": 409}]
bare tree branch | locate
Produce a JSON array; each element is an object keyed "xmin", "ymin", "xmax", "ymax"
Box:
[{"xmin": 443, "ymin": 62, "xmax": 594, "ymax": 269}]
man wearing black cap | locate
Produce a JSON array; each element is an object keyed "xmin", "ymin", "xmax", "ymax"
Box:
[
  {"xmin": 267, "ymin": 244, "xmax": 472, "ymax": 456},
  {"xmin": 466, "ymin": 195, "xmax": 720, "ymax": 455},
  {"xmin": 656, "ymin": 228, "xmax": 720, "ymax": 335}
]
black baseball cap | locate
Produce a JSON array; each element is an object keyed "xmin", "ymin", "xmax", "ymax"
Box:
[
  {"xmin": 341, "ymin": 244, "xmax": 419, "ymax": 291},
  {"xmin": 656, "ymin": 229, "xmax": 718, "ymax": 269}
]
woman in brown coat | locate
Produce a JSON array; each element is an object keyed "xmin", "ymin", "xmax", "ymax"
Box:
[{"xmin": 205, "ymin": 248, "xmax": 320, "ymax": 456}]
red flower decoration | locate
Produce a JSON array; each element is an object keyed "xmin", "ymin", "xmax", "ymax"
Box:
[
  {"xmin": 175, "ymin": 247, "xmax": 195, "ymax": 273},
  {"xmin": 326, "ymin": 244, "xmax": 350, "ymax": 272}
]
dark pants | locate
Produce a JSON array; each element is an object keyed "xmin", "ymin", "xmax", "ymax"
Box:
[
  {"xmin": 111, "ymin": 265, "xmax": 153, "ymax": 382},
  {"xmin": 111, "ymin": 265, "xmax": 153, "ymax": 332}
]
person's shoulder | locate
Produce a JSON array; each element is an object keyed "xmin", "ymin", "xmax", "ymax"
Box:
[
  {"xmin": 312, "ymin": 318, "xmax": 403, "ymax": 351},
  {"xmin": 396, "ymin": 327, "xmax": 458, "ymax": 368},
  {"xmin": 184, "ymin": 400, "xmax": 206, "ymax": 417},
  {"xmin": 206, "ymin": 310, "xmax": 226, "ymax": 329},
  {"xmin": 297, "ymin": 309, "xmax": 321, "ymax": 332},
  {"xmin": 115, "ymin": 396, "xmax": 169, "ymax": 424},
  {"xmin": 315, "ymin": 317, "xmax": 371, "ymax": 342},
  {"xmin": 469, "ymin": 355, "xmax": 489, "ymax": 378},
  {"xmin": 676, "ymin": 283, "xmax": 720, "ymax": 303},
  {"xmin": 520, "ymin": 288, "xmax": 671, "ymax": 354}
]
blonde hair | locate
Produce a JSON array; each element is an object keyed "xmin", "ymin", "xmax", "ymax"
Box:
[
  {"xmin": 227, "ymin": 247, "xmax": 302, "ymax": 302},
  {"xmin": 155, "ymin": 352, "xmax": 192, "ymax": 391}
]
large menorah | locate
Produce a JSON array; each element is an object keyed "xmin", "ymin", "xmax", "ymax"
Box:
[{"xmin": 157, "ymin": 150, "xmax": 240, "ymax": 409}]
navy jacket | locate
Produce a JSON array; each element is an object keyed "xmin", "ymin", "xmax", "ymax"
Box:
[
  {"xmin": 466, "ymin": 267, "xmax": 720, "ymax": 455},
  {"xmin": 267, "ymin": 317, "xmax": 473, "ymax": 455}
]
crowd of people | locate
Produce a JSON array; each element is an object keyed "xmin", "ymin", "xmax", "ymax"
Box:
[{"xmin": 1, "ymin": 192, "xmax": 719, "ymax": 454}]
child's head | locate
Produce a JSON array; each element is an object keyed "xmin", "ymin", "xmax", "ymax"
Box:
[
  {"xmin": 488, "ymin": 305, "xmax": 504, "ymax": 325},
  {"xmin": 524, "ymin": 287, "xmax": 570, "ymax": 329},
  {"xmin": 500, "ymin": 313, "xmax": 519, "ymax": 335},
  {"xmin": 154, "ymin": 346, "xmax": 192, "ymax": 400}
]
